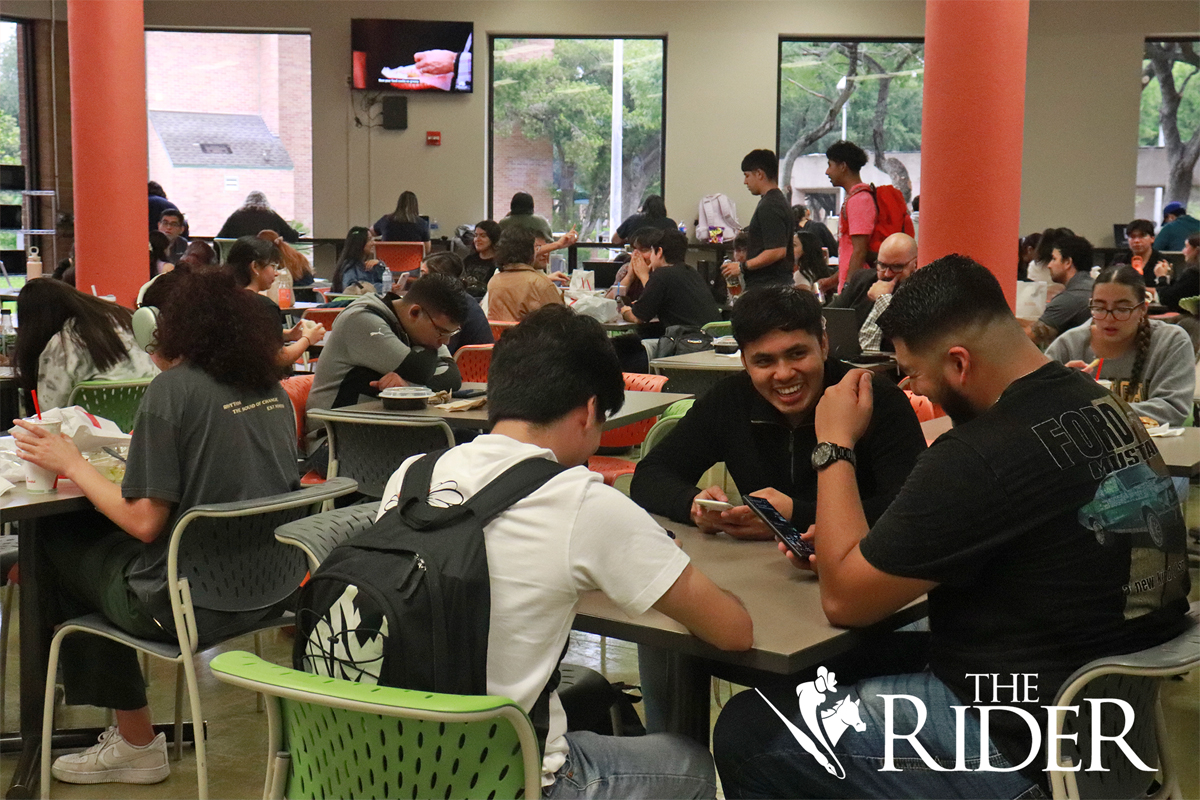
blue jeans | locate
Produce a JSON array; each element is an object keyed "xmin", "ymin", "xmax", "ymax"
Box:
[
  {"xmin": 544, "ymin": 731, "xmax": 717, "ymax": 799},
  {"xmin": 713, "ymin": 672, "xmax": 1047, "ymax": 799}
]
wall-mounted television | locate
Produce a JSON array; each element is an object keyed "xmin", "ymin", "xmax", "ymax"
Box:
[{"xmin": 352, "ymin": 19, "xmax": 473, "ymax": 93}]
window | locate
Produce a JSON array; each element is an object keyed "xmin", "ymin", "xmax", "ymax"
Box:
[
  {"xmin": 1137, "ymin": 40, "xmax": 1199, "ymax": 221},
  {"xmin": 777, "ymin": 39, "xmax": 923, "ymax": 219},
  {"xmin": 490, "ymin": 37, "xmax": 665, "ymax": 240},
  {"xmin": 1, "ymin": 19, "xmax": 27, "ymax": 253},
  {"xmin": 144, "ymin": 31, "xmax": 313, "ymax": 237}
]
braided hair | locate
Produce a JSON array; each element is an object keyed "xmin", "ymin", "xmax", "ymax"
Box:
[{"xmin": 1093, "ymin": 265, "xmax": 1150, "ymax": 402}]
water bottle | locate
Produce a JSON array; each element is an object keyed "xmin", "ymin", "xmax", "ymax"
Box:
[
  {"xmin": 1, "ymin": 310, "xmax": 15, "ymax": 359},
  {"xmin": 381, "ymin": 266, "xmax": 393, "ymax": 295}
]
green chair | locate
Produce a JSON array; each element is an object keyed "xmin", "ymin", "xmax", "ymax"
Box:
[
  {"xmin": 701, "ymin": 320, "xmax": 732, "ymax": 338},
  {"xmin": 66, "ymin": 378, "xmax": 155, "ymax": 433},
  {"xmin": 660, "ymin": 398, "xmax": 694, "ymax": 419},
  {"xmin": 210, "ymin": 651, "xmax": 541, "ymax": 800}
]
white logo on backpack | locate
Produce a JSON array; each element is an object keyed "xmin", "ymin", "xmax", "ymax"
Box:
[{"xmin": 304, "ymin": 584, "xmax": 389, "ymax": 684}]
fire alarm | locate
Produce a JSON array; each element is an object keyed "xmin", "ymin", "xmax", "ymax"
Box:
[{"xmin": 426, "ymin": 131, "xmax": 441, "ymax": 146}]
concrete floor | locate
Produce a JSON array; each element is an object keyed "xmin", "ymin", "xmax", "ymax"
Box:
[{"xmin": 1, "ymin": 594, "xmax": 1197, "ymax": 799}]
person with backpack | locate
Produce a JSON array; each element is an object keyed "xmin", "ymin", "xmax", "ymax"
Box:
[
  {"xmin": 720, "ymin": 149, "xmax": 795, "ymax": 288},
  {"xmin": 825, "ymin": 140, "xmax": 876, "ymax": 291},
  {"xmin": 305, "ymin": 304, "xmax": 753, "ymax": 798}
]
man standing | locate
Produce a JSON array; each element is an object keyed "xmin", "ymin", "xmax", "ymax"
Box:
[
  {"xmin": 713, "ymin": 255, "xmax": 1189, "ymax": 799},
  {"xmin": 1154, "ymin": 201, "xmax": 1199, "ymax": 252},
  {"xmin": 858, "ymin": 232, "xmax": 918, "ymax": 351},
  {"xmin": 825, "ymin": 140, "xmax": 876, "ymax": 290},
  {"xmin": 156, "ymin": 209, "xmax": 189, "ymax": 264},
  {"xmin": 631, "ymin": 285, "xmax": 925, "ymax": 537},
  {"xmin": 721, "ymin": 149, "xmax": 794, "ymax": 288},
  {"xmin": 1024, "ymin": 234, "xmax": 1095, "ymax": 348},
  {"xmin": 619, "ymin": 228, "xmax": 720, "ymax": 336}
]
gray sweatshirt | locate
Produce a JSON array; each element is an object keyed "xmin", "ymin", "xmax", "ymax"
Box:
[
  {"xmin": 1045, "ymin": 319, "xmax": 1195, "ymax": 426},
  {"xmin": 306, "ymin": 294, "xmax": 461, "ymax": 432}
]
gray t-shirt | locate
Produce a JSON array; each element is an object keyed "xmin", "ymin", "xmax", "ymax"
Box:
[
  {"xmin": 1038, "ymin": 271, "xmax": 1094, "ymax": 335},
  {"xmin": 122, "ymin": 363, "xmax": 299, "ymax": 614}
]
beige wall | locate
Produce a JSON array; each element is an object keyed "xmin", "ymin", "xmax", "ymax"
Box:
[{"xmin": 8, "ymin": 0, "xmax": 1197, "ymax": 248}]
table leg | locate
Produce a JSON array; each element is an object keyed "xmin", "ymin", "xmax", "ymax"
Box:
[
  {"xmin": 660, "ymin": 651, "xmax": 712, "ymax": 746},
  {"xmin": 7, "ymin": 517, "xmax": 48, "ymax": 799}
]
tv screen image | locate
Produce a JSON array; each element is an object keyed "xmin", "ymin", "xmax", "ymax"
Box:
[{"xmin": 352, "ymin": 19, "xmax": 473, "ymax": 93}]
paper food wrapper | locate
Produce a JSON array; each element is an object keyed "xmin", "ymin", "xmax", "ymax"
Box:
[
  {"xmin": 9, "ymin": 406, "xmax": 132, "ymax": 452},
  {"xmin": 435, "ymin": 397, "xmax": 487, "ymax": 412},
  {"xmin": 0, "ymin": 475, "xmax": 14, "ymax": 498}
]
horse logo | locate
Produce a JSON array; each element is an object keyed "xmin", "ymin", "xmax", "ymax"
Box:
[{"xmin": 756, "ymin": 666, "xmax": 865, "ymax": 779}]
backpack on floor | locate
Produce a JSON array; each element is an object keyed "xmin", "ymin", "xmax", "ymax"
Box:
[
  {"xmin": 850, "ymin": 184, "xmax": 915, "ymax": 257},
  {"xmin": 294, "ymin": 450, "xmax": 565, "ymax": 696}
]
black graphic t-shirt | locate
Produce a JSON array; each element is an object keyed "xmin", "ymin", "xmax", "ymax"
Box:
[{"xmin": 861, "ymin": 362, "xmax": 1189, "ymax": 784}]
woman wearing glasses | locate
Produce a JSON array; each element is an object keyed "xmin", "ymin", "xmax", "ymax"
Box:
[
  {"xmin": 1046, "ymin": 265, "xmax": 1195, "ymax": 426},
  {"xmin": 227, "ymin": 236, "xmax": 325, "ymax": 368}
]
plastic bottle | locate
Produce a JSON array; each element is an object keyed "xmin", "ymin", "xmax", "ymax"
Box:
[
  {"xmin": 26, "ymin": 246, "xmax": 43, "ymax": 280},
  {"xmin": 275, "ymin": 267, "xmax": 294, "ymax": 308},
  {"xmin": 381, "ymin": 266, "xmax": 393, "ymax": 295},
  {"xmin": 1, "ymin": 310, "xmax": 15, "ymax": 359}
]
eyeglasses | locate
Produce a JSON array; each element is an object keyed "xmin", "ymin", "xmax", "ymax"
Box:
[
  {"xmin": 422, "ymin": 308, "xmax": 461, "ymax": 339},
  {"xmin": 877, "ymin": 258, "xmax": 915, "ymax": 275},
  {"xmin": 1088, "ymin": 302, "xmax": 1144, "ymax": 321}
]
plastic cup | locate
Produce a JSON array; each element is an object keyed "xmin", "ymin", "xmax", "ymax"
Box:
[{"xmin": 23, "ymin": 419, "xmax": 61, "ymax": 492}]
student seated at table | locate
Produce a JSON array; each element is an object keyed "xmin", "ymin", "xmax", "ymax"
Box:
[
  {"xmin": 257, "ymin": 228, "xmax": 315, "ymax": 293},
  {"xmin": 617, "ymin": 228, "xmax": 720, "ymax": 338},
  {"xmin": 12, "ymin": 268, "xmax": 301, "ymax": 787},
  {"xmin": 372, "ymin": 190, "xmax": 431, "ymax": 254},
  {"xmin": 374, "ymin": 304, "xmax": 752, "ymax": 798},
  {"xmin": 533, "ymin": 230, "xmax": 577, "ymax": 285},
  {"xmin": 485, "ymin": 226, "xmax": 565, "ymax": 322},
  {"xmin": 713, "ymin": 255, "xmax": 1190, "ymax": 800},
  {"xmin": 1023, "ymin": 233, "xmax": 1095, "ymax": 348},
  {"xmin": 631, "ymin": 285, "xmax": 925, "ymax": 538},
  {"xmin": 14, "ymin": 278, "xmax": 159, "ymax": 411},
  {"xmin": 307, "ymin": 273, "xmax": 465, "ymax": 422},
  {"xmin": 226, "ymin": 236, "xmax": 325, "ymax": 368},
  {"xmin": 331, "ymin": 226, "xmax": 387, "ymax": 294},
  {"xmin": 1046, "ymin": 265, "xmax": 1194, "ymax": 426},
  {"xmin": 418, "ymin": 251, "xmax": 494, "ymax": 354},
  {"xmin": 462, "ymin": 219, "xmax": 502, "ymax": 298}
]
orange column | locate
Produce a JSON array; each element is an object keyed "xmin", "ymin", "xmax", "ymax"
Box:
[
  {"xmin": 918, "ymin": 0, "xmax": 1028, "ymax": 309},
  {"xmin": 68, "ymin": 0, "xmax": 147, "ymax": 307}
]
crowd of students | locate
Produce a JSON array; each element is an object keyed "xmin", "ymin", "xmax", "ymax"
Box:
[{"xmin": 6, "ymin": 150, "xmax": 1198, "ymax": 800}]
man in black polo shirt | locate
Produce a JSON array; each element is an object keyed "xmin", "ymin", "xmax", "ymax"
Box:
[
  {"xmin": 619, "ymin": 228, "xmax": 720, "ymax": 337},
  {"xmin": 721, "ymin": 149, "xmax": 794, "ymax": 288},
  {"xmin": 630, "ymin": 285, "xmax": 925, "ymax": 538}
]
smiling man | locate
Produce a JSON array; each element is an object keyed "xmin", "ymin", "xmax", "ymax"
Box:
[{"xmin": 630, "ymin": 285, "xmax": 925, "ymax": 539}]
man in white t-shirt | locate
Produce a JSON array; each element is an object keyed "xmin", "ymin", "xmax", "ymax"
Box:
[{"xmin": 376, "ymin": 305, "xmax": 753, "ymax": 798}]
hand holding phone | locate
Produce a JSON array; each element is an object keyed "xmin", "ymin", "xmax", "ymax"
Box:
[
  {"xmin": 694, "ymin": 498, "xmax": 733, "ymax": 512},
  {"xmin": 690, "ymin": 487, "xmax": 731, "ymax": 534},
  {"xmin": 745, "ymin": 495, "xmax": 814, "ymax": 559}
]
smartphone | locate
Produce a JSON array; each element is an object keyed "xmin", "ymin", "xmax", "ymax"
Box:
[
  {"xmin": 694, "ymin": 498, "xmax": 733, "ymax": 512},
  {"xmin": 451, "ymin": 388, "xmax": 486, "ymax": 399},
  {"xmin": 745, "ymin": 495, "xmax": 815, "ymax": 559}
]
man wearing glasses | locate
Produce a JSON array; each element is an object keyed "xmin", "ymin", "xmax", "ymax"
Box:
[
  {"xmin": 156, "ymin": 209, "xmax": 189, "ymax": 264},
  {"xmin": 1024, "ymin": 234, "xmax": 1095, "ymax": 348},
  {"xmin": 307, "ymin": 273, "xmax": 466, "ymax": 419},
  {"xmin": 858, "ymin": 232, "xmax": 918, "ymax": 351}
]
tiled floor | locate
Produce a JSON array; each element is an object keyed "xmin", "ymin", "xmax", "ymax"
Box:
[{"xmin": 1, "ymin": 593, "xmax": 1197, "ymax": 799}]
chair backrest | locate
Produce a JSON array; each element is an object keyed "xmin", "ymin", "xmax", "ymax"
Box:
[
  {"xmin": 374, "ymin": 241, "xmax": 425, "ymax": 277},
  {"xmin": 641, "ymin": 414, "xmax": 681, "ymax": 456},
  {"xmin": 488, "ymin": 319, "xmax": 518, "ymax": 341},
  {"xmin": 211, "ymin": 650, "xmax": 541, "ymax": 800},
  {"xmin": 1049, "ymin": 601, "xmax": 1200, "ymax": 799},
  {"xmin": 301, "ymin": 307, "xmax": 343, "ymax": 331},
  {"xmin": 661, "ymin": 398, "xmax": 694, "ymax": 419},
  {"xmin": 66, "ymin": 378, "xmax": 155, "ymax": 433},
  {"xmin": 280, "ymin": 374, "xmax": 314, "ymax": 450},
  {"xmin": 167, "ymin": 478, "xmax": 357, "ymax": 635},
  {"xmin": 599, "ymin": 372, "xmax": 669, "ymax": 449},
  {"xmin": 213, "ymin": 238, "xmax": 238, "ymax": 262},
  {"xmin": 308, "ymin": 409, "xmax": 455, "ymax": 499},
  {"xmin": 454, "ymin": 344, "xmax": 493, "ymax": 383},
  {"xmin": 701, "ymin": 320, "xmax": 732, "ymax": 338}
]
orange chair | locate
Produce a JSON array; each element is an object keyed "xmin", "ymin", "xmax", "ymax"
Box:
[
  {"xmin": 587, "ymin": 372, "xmax": 669, "ymax": 486},
  {"xmin": 488, "ymin": 319, "xmax": 518, "ymax": 340},
  {"xmin": 454, "ymin": 344, "xmax": 493, "ymax": 383},
  {"xmin": 301, "ymin": 307, "xmax": 343, "ymax": 331},
  {"xmin": 281, "ymin": 374, "xmax": 324, "ymax": 485},
  {"xmin": 374, "ymin": 241, "xmax": 425, "ymax": 279}
]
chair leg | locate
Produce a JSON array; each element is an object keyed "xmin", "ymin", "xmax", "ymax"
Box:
[
  {"xmin": 40, "ymin": 628, "xmax": 70, "ymax": 800},
  {"xmin": 180, "ymin": 654, "xmax": 209, "ymax": 800},
  {"xmin": 173, "ymin": 663, "xmax": 184, "ymax": 762},
  {"xmin": 0, "ymin": 583, "xmax": 13, "ymax": 731},
  {"xmin": 254, "ymin": 633, "xmax": 264, "ymax": 713},
  {"xmin": 1152, "ymin": 692, "xmax": 1180, "ymax": 799}
]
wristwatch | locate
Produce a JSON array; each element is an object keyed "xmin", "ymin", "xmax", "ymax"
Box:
[
  {"xmin": 811, "ymin": 442, "xmax": 856, "ymax": 471},
  {"xmin": 739, "ymin": 260, "xmax": 747, "ymax": 274}
]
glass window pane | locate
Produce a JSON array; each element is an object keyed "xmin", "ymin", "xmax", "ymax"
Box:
[{"xmin": 1138, "ymin": 40, "xmax": 1200, "ymax": 222}]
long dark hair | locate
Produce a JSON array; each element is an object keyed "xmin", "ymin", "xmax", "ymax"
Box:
[
  {"xmin": 1093, "ymin": 265, "xmax": 1150, "ymax": 403},
  {"xmin": 389, "ymin": 191, "xmax": 420, "ymax": 225},
  {"xmin": 794, "ymin": 231, "xmax": 830, "ymax": 283},
  {"xmin": 155, "ymin": 267, "xmax": 282, "ymax": 392},
  {"xmin": 332, "ymin": 227, "xmax": 372, "ymax": 292},
  {"xmin": 14, "ymin": 279, "xmax": 136, "ymax": 393},
  {"xmin": 641, "ymin": 195, "xmax": 667, "ymax": 219},
  {"xmin": 225, "ymin": 236, "xmax": 279, "ymax": 288}
]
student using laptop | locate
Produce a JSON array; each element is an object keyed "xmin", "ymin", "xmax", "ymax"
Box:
[{"xmin": 631, "ymin": 285, "xmax": 925, "ymax": 538}]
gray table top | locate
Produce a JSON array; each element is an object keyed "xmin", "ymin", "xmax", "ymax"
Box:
[
  {"xmin": 0, "ymin": 480, "xmax": 91, "ymax": 523},
  {"xmin": 343, "ymin": 387, "xmax": 694, "ymax": 433},
  {"xmin": 573, "ymin": 516, "xmax": 926, "ymax": 675}
]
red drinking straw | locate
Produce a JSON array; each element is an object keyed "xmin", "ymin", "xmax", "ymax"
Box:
[
  {"xmin": 1095, "ymin": 359, "xmax": 1103, "ymax": 380},
  {"xmin": 31, "ymin": 390, "xmax": 42, "ymax": 420}
]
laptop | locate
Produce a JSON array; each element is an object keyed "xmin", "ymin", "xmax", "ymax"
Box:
[
  {"xmin": 583, "ymin": 260, "xmax": 620, "ymax": 290},
  {"xmin": 822, "ymin": 307, "xmax": 862, "ymax": 361}
]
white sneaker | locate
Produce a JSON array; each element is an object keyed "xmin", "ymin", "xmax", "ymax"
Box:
[{"xmin": 51, "ymin": 726, "xmax": 170, "ymax": 785}]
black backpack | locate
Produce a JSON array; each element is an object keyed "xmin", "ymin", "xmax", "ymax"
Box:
[
  {"xmin": 294, "ymin": 450, "xmax": 566, "ymax": 700},
  {"xmin": 656, "ymin": 325, "xmax": 713, "ymax": 357}
]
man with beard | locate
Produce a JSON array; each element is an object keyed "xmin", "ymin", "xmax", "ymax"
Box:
[{"xmin": 713, "ymin": 254, "xmax": 1190, "ymax": 799}]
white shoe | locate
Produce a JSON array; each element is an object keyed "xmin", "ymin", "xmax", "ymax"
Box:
[{"xmin": 51, "ymin": 726, "xmax": 170, "ymax": 785}]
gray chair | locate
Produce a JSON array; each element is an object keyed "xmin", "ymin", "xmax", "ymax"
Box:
[
  {"xmin": 307, "ymin": 408, "xmax": 454, "ymax": 499},
  {"xmin": 1048, "ymin": 600, "xmax": 1200, "ymax": 799},
  {"xmin": 0, "ymin": 532, "xmax": 18, "ymax": 730},
  {"xmin": 39, "ymin": 477, "xmax": 358, "ymax": 800},
  {"xmin": 275, "ymin": 503, "xmax": 379, "ymax": 571}
]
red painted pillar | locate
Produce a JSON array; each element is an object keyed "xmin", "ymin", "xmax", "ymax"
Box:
[
  {"xmin": 68, "ymin": 0, "xmax": 147, "ymax": 307},
  {"xmin": 918, "ymin": 0, "xmax": 1028, "ymax": 309}
]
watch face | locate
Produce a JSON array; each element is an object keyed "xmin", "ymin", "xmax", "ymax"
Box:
[{"xmin": 812, "ymin": 442, "xmax": 834, "ymax": 468}]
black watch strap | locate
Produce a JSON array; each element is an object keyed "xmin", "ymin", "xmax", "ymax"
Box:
[{"xmin": 812, "ymin": 442, "xmax": 857, "ymax": 471}]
